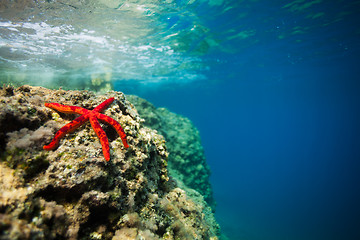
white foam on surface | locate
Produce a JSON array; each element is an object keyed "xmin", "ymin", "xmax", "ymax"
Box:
[{"xmin": 0, "ymin": 1, "xmax": 207, "ymax": 86}]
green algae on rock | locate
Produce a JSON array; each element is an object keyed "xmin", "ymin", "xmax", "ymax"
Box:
[
  {"xmin": 127, "ymin": 95, "xmax": 216, "ymax": 211},
  {"xmin": 0, "ymin": 85, "xmax": 219, "ymax": 239}
]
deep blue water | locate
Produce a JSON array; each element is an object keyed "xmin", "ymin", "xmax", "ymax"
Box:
[{"xmin": 118, "ymin": 1, "xmax": 360, "ymax": 239}]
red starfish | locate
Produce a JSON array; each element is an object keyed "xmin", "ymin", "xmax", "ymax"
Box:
[{"xmin": 43, "ymin": 97, "xmax": 129, "ymax": 161}]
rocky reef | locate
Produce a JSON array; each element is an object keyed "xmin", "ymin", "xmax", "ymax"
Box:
[
  {"xmin": 0, "ymin": 85, "xmax": 219, "ymax": 239},
  {"xmin": 127, "ymin": 96, "xmax": 216, "ymax": 211}
]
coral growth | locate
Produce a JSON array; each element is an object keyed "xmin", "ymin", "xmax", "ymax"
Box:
[{"xmin": 0, "ymin": 85, "xmax": 219, "ymax": 239}]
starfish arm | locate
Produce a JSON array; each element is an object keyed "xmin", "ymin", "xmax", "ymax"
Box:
[
  {"xmin": 43, "ymin": 98, "xmax": 128, "ymax": 161},
  {"xmin": 93, "ymin": 97, "xmax": 115, "ymax": 113},
  {"xmin": 96, "ymin": 112, "xmax": 129, "ymax": 148},
  {"xmin": 43, "ymin": 114, "xmax": 89, "ymax": 150},
  {"xmin": 89, "ymin": 115, "xmax": 110, "ymax": 161},
  {"xmin": 45, "ymin": 103, "xmax": 89, "ymax": 115}
]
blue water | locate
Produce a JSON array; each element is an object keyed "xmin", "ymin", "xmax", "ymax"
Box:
[
  {"xmin": 118, "ymin": 1, "xmax": 360, "ymax": 239},
  {"xmin": 1, "ymin": 0, "xmax": 360, "ymax": 239}
]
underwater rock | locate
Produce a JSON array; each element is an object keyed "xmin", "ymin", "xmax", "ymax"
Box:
[
  {"xmin": 0, "ymin": 85, "xmax": 219, "ymax": 239},
  {"xmin": 127, "ymin": 95, "xmax": 216, "ymax": 211}
]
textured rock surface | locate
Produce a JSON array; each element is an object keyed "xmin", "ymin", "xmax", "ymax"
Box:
[
  {"xmin": 127, "ymin": 96, "xmax": 216, "ymax": 210},
  {"xmin": 0, "ymin": 85, "xmax": 219, "ymax": 239}
]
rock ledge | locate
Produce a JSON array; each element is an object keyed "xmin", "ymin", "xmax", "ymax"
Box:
[{"xmin": 0, "ymin": 85, "xmax": 219, "ymax": 240}]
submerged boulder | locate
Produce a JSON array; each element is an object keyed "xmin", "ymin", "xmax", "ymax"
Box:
[{"xmin": 0, "ymin": 85, "xmax": 219, "ymax": 239}]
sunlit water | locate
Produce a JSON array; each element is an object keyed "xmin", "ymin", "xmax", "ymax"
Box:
[
  {"xmin": 0, "ymin": 0, "xmax": 211, "ymax": 88},
  {"xmin": 1, "ymin": 0, "xmax": 360, "ymax": 239}
]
